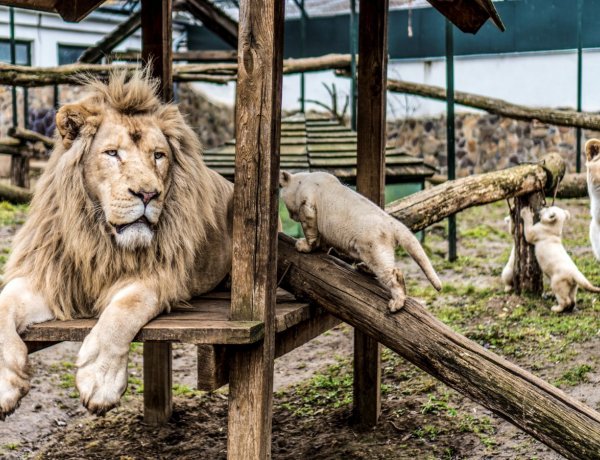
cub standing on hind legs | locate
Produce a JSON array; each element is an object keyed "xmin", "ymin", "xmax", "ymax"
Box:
[
  {"xmin": 520, "ymin": 206, "xmax": 600, "ymax": 313},
  {"xmin": 585, "ymin": 138, "xmax": 600, "ymax": 260},
  {"xmin": 279, "ymin": 170, "xmax": 442, "ymax": 312}
]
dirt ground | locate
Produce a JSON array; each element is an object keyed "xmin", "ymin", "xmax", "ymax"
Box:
[{"xmin": 0, "ymin": 198, "xmax": 598, "ymax": 459}]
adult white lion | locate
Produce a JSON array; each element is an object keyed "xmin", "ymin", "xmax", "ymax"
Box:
[{"xmin": 0, "ymin": 70, "xmax": 234, "ymax": 417}]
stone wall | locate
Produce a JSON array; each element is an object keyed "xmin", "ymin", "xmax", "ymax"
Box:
[
  {"xmin": 387, "ymin": 113, "xmax": 599, "ymax": 177},
  {"xmin": 0, "ymin": 83, "xmax": 234, "ymax": 150}
]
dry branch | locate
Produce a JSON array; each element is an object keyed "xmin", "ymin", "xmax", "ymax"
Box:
[
  {"xmin": 386, "ymin": 78, "xmax": 600, "ymax": 131},
  {"xmin": 386, "ymin": 153, "xmax": 566, "ymax": 231},
  {"xmin": 111, "ymin": 50, "xmax": 238, "ymax": 62},
  {"xmin": 277, "ymin": 233, "xmax": 600, "ymax": 460}
]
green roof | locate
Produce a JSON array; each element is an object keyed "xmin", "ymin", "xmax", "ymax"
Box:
[{"xmin": 203, "ymin": 114, "xmax": 437, "ymax": 184}]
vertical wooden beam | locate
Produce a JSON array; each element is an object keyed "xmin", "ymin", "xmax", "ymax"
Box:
[
  {"xmin": 141, "ymin": 0, "xmax": 173, "ymax": 426},
  {"xmin": 354, "ymin": 0, "xmax": 388, "ymax": 430},
  {"xmin": 227, "ymin": 0, "xmax": 284, "ymax": 459},
  {"xmin": 227, "ymin": 0, "xmax": 285, "ymax": 458}
]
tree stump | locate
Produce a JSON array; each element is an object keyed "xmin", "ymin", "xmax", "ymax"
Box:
[{"xmin": 511, "ymin": 192, "xmax": 544, "ymax": 296}]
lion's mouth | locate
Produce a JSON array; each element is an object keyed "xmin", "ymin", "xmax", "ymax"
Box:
[{"xmin": 113, "ymin": 216, "xmax": 152, "ymax": 234}]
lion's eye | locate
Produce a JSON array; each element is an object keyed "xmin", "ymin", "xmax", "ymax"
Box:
[
  {"xmin": 154, "ymin": 151, "xmax": 166, "ymax": 160},
  {"xmin": 104, "ymin": 149, "xmax": 118, "ymax": 157}
]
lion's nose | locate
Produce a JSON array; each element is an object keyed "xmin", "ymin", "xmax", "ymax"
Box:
[{"xmin": 129, "ymin": 188, "xmax": 160, "ymax": 205}]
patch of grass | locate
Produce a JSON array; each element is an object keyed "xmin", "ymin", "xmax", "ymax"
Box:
[
  {"xmin": 420, "ymin": 393, "xmax": 457, "ymax": 417},
  {"xmin": 172, "ymin": 383, "xmax": 204, "ymax": 398},
  {"xmin": 3, "ymin": 442, "xmax": 20, "ymax": 451},
  {"xmin": 554, "ymin": 364, "xmax": 593, "ymax": 387},
  {"xmin": 0, "ymin": 201, "xmax": 27, "ymax": 226}
]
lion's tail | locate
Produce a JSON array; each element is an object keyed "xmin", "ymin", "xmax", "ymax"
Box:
[
  {"xmin": 574, "ymin": 270, "xmax": 600, "ymax": 293},
  {"xmin": 394, "ymin": 222, "xmax": 442, "ymax": 292}
]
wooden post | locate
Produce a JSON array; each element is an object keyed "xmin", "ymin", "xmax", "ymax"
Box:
[
  {"xmin": 141, "ymin": 0, "xmax": 173, "ymax": 425},
  {"xmin": 353, "ymin": 0, "xmax": 388, "ymax": 429},
  {"xmin": 512, "ymin": 193, "xmax": 544, "ymax": 295},
  {"xmin": 10, "ymin": 154, "xmax": 29, "ymax": 189},
  {"xmin": 227, "ymin": 0, "xmax": 285, "ymax": 458}
]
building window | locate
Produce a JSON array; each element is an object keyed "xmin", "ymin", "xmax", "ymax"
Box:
[
  {"xmin": 57, "ymin": 44, "xmax": 88, "ymax": 65},
  {"xmin": 0, "ymin": 39, "xmax": 31, "ymax": 66}
]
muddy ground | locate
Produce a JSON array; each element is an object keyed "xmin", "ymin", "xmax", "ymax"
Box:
[{"xmin": 0, "ymin": 198, "xmax": 598, "ymax": 459}]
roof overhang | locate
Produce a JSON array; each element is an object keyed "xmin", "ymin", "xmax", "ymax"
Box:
[
  {"xmin": 0, "ymin": 0, "xmax": 106, "ymax": 22},
  {"xmin": 427, "ymin": 0, "xmax": 505, "ymax": 33}
]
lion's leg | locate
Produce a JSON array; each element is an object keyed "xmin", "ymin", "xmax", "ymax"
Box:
[
  {"xmin": 357, "ymin": 244, "xmax": 406, "ymax": 312},
  {"xmin": 76, "ymin": 281, "xmax": 162, "ymax": 415},
  {"xmin": 0, "ymin": 277, "xmax": 54, "ymax": 419},
  {"xmin": 295, "ymin": 201, "xmax": 320, "ymax": 253}
]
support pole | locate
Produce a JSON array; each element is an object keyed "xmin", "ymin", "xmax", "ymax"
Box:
[
  {"xmin": 446, "ymin": 19, "xmax": 457, "ymax": 261},
  {"xmin": 227, "ymin": 0, "xmax": 285, "ymax": 457},
  {"xmin": 354, "ymin": 0, "xmax": 388, "ymax": 430},
  {"xmin": 299, "ymin": 0, "xmax": 306, "ymax": 113},
  {"xmin": 141, "ymin": 0, "xmax": 173, "ymax": 426},
  {"xmin": 350, "ymin": 0, "xmax": 357, "ymax": 130},
  {"xmin": 576, "ymin": 0, "xmax": 583, "ymax": 173}
]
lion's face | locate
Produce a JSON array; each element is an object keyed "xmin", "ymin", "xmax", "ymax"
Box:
[{"xmin": 83, "ymin": 111, "xmax": 172, "ymax": 249}]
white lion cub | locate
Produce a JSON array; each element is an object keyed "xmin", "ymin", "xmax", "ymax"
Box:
[
  {"xmin": 521, "ymin": 206, "xmax": 600, "ymax": 313},
  {"xmin": 585, "ymin": 138, "xmax": 600, "ymax": 260},
  {"xmin": 501, "ymin": 215, "xmax": 515, "ymax": 292},
  {"xmin": 279, "ymin": 171, "xmax": 442, "ymax": 311}
]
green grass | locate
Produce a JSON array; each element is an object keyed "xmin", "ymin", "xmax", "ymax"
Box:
[{"xmin": 554, "ymin": 364, "xmax": 594, "ymax": 387}]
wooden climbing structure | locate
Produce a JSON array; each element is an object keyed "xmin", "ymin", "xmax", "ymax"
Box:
[{"xmin": 1, "ymin": 1, "xmax": 600, "ymax": 459}]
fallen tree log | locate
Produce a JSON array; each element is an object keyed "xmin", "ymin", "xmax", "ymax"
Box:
[
  {"xmin": 0, "ymin": 181, "xmax": 32, "ymax": 204},
  {"xmin": 276, "ymin": 233, "xmax": 600, "ymax": 460},
  {"xmin": 386, "ymin": 78, "xmax": 600, "ymax": 132},
  {"xmin": 557, "ymin": 173, "xmax": 587, "ymax": 198},
  {"xmin": 386, "ymin": 153, "xmax": 565, "ymax": 231}
]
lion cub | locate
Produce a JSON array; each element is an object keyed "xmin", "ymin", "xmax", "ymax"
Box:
[
  {"xmin": 521, "ymin": 206, "xmax": 600, "ymax": 313},
  {"xmin": 501, "ymin": 215, "xmax": 515, "ymax": 292},
  {"xmin": 279, "ymin": 171, "xmax": 442, "ymax": 312}
]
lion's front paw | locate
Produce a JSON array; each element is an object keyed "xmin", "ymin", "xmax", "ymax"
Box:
[
  {"xmin": 388, "ymin": 295, "xmax": 406, "ymax": 313},
  {"xmin": 76, "ymin": 333, "xmax": 128, "ymax": 416},
  {"xmin": 295, "ymin": 238, "xmax": 313, "ymax": 253},
  {"xmin": 0, "ymin": 337, "xmax": 30, "ymax": 420}
]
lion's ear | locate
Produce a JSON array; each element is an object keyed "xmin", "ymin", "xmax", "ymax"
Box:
[
  {"xmin": 585, "ymin": 139, "xmax": 600, "ymax": 162},
  {"xmin": 279, "ymin": 171, "xmax": 292, "ymax": 187},
  {"xmin": 56, "ymin": 103, "xmax": 94, "ymax": 149}
]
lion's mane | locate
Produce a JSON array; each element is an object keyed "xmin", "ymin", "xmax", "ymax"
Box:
[{"xmin": 5, "ymin": 71, "xmax": 222, "ymax": 319}]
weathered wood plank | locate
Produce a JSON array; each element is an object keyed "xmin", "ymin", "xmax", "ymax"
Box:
[
  {"xmin": 227, "ymin": 0, "xmax": 285, "ymax": 457},
  {"xmin": 353, "ymin": 0, "xmax": 389, "ymax": 430},
  {"xmin": 276, "ymin": 234, "xmax": 600, "ymax": 460},
  {"xmin": 141, "ymin": 0, "xmax": 173, "ymax": 426}
]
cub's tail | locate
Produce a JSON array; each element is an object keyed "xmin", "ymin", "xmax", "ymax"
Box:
[
  {"xmin": 394, "ymin": 222, "xmax": 442, "ymax": 291},
  {"xmin": 574, "ymin": 271, "xmax": 600, "ymax": 293}
]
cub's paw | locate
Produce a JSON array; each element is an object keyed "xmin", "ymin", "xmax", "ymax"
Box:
[
  {"xmin": 551, "ymin": 303, "xmax": 575, "ymax": 314},
  {"xmin": 295, "ymin": 238, "xmax": 313, "ymax": 253},
  {"xmin": 76, "ymin": 333, "xmax": 128, "ymax": 416},
  {"xmin": 388, "ymin": 296, "xmax": 406, "ymax": 313},
  {"xmin": 0, "ymin": 337, "xmax": 30, "ymax": 420},
  {"xmin": 520, "ymin": 207, "xmax": 532, "ymax": 219}
]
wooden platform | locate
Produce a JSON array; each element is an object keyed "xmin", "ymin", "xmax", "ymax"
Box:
[{"xmin": 23, "ymin": 290, "xmax": 339, "ymax": 350}]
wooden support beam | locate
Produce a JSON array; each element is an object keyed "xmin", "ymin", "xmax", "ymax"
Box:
[
  {"xmin": 141, "ymin": 0, "xmax": 173, "ymax": 426},
  {"xmin": 353, "ymin": 0, "xmax": 388, "ymax": 429},
  {"xmin": 78, "ymin": 10, "xmax": 142, "ymax": 63},
  {"xmin": 227, "ymin": 0, "xmax": 284, "ymax": 456},
  {"xmin": 10, "ymin": 153, "xmax": 29, "ymax": 189},
  {"xmin": 386, "ymin": 153, "xmax": 566, "ymax": 232},
  {"xmin": 276, "ymin": 233, "xmax": 600, "ymax": 460},
  {"xmin": 180, "ymin": 0, "xmax": 238, "ymax": 48},
  {"xmin": 0, "ymin": 54, "xmax": 351, "ymax": 87},
  {"xmin": 0, "ymin": 181, "xmax": 32, "ymax": 204}
]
